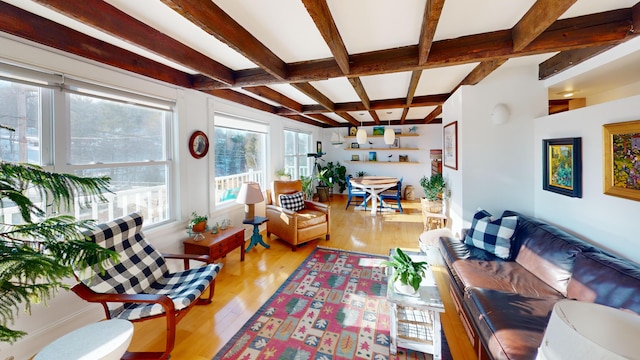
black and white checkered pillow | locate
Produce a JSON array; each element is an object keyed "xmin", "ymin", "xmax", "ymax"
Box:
[
  {"xmin": 464, "ymin": 209, "xmax": 518, "ymax": 259},
  {"xmin": 279, "ymin": 191, "xmax": 305, "ymax": 211}
]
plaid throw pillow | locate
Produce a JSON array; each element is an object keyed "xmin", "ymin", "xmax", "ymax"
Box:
[
  {"xmin": 279, "ymin": 191, "xmax": 305, "ymax": 211},
  {"xmin": 465, "ymin": 209, "xmax": 518, "ymax": 259}
]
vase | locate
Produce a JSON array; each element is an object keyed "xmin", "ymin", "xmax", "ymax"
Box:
[
  {"xmin": 394, "ymin": 280, "xmax": 419, "ymax": 297},
  {"xmin": 191, "ymin": 221, "xmax": 207, "ymax": 233}
]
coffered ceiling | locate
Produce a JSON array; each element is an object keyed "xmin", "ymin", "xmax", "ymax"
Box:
[{"xmin": 1, "ymin": 0, "xmax": 638, "ymax": 127}]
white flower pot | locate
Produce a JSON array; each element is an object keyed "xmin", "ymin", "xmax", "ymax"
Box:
[{"xmin": 394, "ymin": 280, "xmax": 419, "ymax": 297}]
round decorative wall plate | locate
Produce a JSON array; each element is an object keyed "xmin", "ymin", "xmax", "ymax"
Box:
[{"xmin": 189, "ymin": 130, "xmax": 209, "ymax": 159}]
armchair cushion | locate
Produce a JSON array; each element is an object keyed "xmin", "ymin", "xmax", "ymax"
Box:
[{"xmin": 279, "ymin": 191, "xmax": 306, "ymax": 211}]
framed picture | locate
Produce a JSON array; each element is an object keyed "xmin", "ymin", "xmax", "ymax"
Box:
[
  {"xmin": 316, "ymin": 141, "xmax": 322, "ymax": 154},
  {"xmin": 399, "ymin": 155, "xmax": 409, "ymax": 162},
  {"xmin": 390, "ymin": 138, "xmax": 400, "ymax": 148},
  {"xmin": 394, "ymin": 128, "xmax": 402, "ymax": 135},
  {"xmin": 351, "ymin": 154, "xmax": 360, "ymax": 161},
  {"xmin": 348, "ymin": 126, "xmax": 357, "ymax": 137},
  {"xmin": 443, "ymin": 121, "xmax": 458, "ymax": 170},
  {"xmin": 543, "ymin": 137, "xmax": 582, "ymax": 198},
  {"xmin": 368, "ymin": 151, "xmax": 377, "ymax": 162},
  {"xmin": 373, "ymin": 126, "xmax": 384, "ymax": 136},
  {"xmin": 603, "ymin": 120, "xmax": 640, "ymax": 201},
  {"xmin": 350, "ymin": 142, "xmax": 360, "ymax": 149}
]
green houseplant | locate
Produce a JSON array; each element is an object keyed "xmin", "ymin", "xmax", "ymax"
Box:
[
  {"xmin": 189, "ymin": 211, "xmax": 208, "ymax": 233},
  {"xmin": 275, "ymin": 168, "xmax": 291, "ymax": 180},
  {"xmin": 419, "ymin": 173, "xmax": 447, "ymax": 214},
  {"xmin": 0, "ymin": 140, "xmax": 114, "ymax": 342},
  {"xmin": 383, "ymin": 248, "xmax": 428, "ymax": 295},
  {"xmin": 317, "ymin": 161, "xmax": 347, "ymax": 194},
  {"xmin": 300, "ymin": 175, "xmax": 315, "ymax": 200}
]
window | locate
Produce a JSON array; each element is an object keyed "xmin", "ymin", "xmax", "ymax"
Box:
[
  {"xmin": 214, "ymin": 113, "xmax": 267, "ymax": 205},
  {"xmin": 0, "ymin": 64, "xmax": 174, "ymax": 226},
  {"xmin": 284, "ymin": 129, "xmax": 312, "ymax": 179}
]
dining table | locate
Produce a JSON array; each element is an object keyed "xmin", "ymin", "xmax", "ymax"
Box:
[{"xmin": 349, "ymin": 176, "xmax": 399, "ymax": 216}]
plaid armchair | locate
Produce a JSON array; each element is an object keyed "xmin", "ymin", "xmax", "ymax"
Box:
[{"xmin": 72, "ymin": 212, "xmax": 222, "ymax": 359}]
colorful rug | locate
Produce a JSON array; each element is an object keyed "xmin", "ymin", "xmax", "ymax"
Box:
[{"xmin": 213, "ymin": 246, "xmax": 450, "ymax": 360}]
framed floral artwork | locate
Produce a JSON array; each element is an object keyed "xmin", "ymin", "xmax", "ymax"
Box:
[{"xmin": 603, "ymin": 120, "xmax": 640, "ymax": 201}]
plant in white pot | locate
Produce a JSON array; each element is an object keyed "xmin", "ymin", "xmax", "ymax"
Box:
[{"xmin": 383, "ymin": 248, "xmax": 428, "ymax": 296}]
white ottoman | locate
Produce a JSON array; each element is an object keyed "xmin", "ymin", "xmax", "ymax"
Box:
[{"xmin": 34, "ymin": 319, "xmax": 133, "ymax": 360}]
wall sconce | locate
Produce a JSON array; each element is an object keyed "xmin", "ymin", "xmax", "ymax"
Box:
[{"xmin": 491, "ymin": 103, "xmax": 510, "ymax": 125}]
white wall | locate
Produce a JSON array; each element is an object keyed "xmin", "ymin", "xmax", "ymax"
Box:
[
  {"xmin": 443, "ymin": 65, "xmax": 548, "ymax": 236},
  {"xmin": 0, "ymin": 34, "xmax": 320, "ymax": 359},
  {"xmin": 534, "ymin": 95, "xmax": 640, "ymax": 264},
  {"xmin": 321, "ymin": 124, "xmax": 442, "ymax": 198}
]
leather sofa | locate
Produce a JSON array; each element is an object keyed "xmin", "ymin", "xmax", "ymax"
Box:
[
  {"xmin": 438, "ymin": 210, "xmax": 640, "ymax": 360},
  {"xmin": 265, "ymin": 180, "xmax": 330, "ymax": 250}
]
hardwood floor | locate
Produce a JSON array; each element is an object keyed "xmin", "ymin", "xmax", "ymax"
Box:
[{"xmin": 128, "ymin": 196, "xmax": 476, "ymax": 359}]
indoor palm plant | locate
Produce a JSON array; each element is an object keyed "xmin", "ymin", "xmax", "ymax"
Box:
[
  {"xmin": 383, "ymin": 248, "xmax": 428, "ymax": 295},
  {"xmin": 0, "ymin": 149, "xmax": 114, "ymax": 343}
]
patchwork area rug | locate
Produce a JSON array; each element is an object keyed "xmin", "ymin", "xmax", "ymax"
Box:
[{"xmin": 214, "ymin": 246, "xmax": 450, "ymax": 360}]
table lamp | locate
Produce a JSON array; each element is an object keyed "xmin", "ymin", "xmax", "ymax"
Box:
[
  {"xmin": 236, "ymin": 182, "xmax": 264, "ymax": 221},
  {"xmin": 537, "ymin": 300, "xmax": 640, "ymax": 360}
]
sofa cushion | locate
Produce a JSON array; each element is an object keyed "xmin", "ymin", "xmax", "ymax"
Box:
[
  {"xmin": 464, "ymin": 287, "xmax": 559, "ymax": 360},
  {"xmin": 465, "ymin": 209, "xmax": 517, "ymax": 259},
  {"xmin": 279, "ymin": 191, "xmax": 305, "ymax": 211},
  {"xmin": 567, "ymin": 252, "xmax": 640, "ymax": 314},
  {"xmin": 504, "ymin": 211, "xmax": 597, "ymax": 296}
]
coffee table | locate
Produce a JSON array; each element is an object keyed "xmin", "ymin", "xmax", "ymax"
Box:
[{"xmin": 386, "ymin": 249, "xmax": 445, "ymax": 359}]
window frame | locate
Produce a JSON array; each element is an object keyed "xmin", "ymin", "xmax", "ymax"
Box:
[{"xmin": 284, "ymin": 129, "xmax": 313, "ymax": 180}]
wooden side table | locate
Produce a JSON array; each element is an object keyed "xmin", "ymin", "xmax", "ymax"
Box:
[{"xmin": 183, "ymin": 226, "xmax": 245, "ymax": 261}]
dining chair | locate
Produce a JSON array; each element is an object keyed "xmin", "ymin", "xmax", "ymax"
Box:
[
  {"xmin": 379, "ymin": 177, "xmax": 403, "ymax": 213},
  {"xmin": 346, "ymin": 174, "xmax": 368, "ymax": 209}
]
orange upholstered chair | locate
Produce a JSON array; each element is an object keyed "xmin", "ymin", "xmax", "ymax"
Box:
[{"xmin": 265, "ymin": 180, "xmax": 330, "ymax": 250}]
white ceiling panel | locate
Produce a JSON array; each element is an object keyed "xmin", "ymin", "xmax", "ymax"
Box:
[
  {"xmin": 328, "ymin": 0, "xmax": 425, "ymax": 54},
  {"xmin": 561, "ymin": 0, "xmax": 637, "ymax": 19},
  {"xmin": 360, "ymin": 72, "xmax": 413, "ymax": 101},
  {"xmin": 350, "ymin": 112, "xmax": 374, "ymax": 124},
  {"xmin": 435, "ymin": 0, "xmax": 536, "ymax": 41},
  {"xmin": 267, "ymin": 84, "xmax": 317, "ymax": 105},
  {"xmin": 310, "ymin": 77, "xmax": 360, "ymax": 103},
  {"xmin": 214, "ymin": 0, "xmax": 332, "ymax": 63},
  {"xmin": 407, "ymin": 106, "xmax": 438, "ymax": 119},
  {"xmin": 415, "ymin": 63, "xmax": 479, "ymax": 95},
  {"xmin": 377, "ymin": 109, "xmax": 404, "ymax": 121}
]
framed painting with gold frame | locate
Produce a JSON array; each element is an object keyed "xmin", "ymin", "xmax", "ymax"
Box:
[{"xmin": 603, "ymin": 120, "xmax": 640, "ymax": 201}]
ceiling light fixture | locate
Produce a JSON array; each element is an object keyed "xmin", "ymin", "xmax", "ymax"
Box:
[
  {"xmin": 557, "ymin": 90, "xmax": 579, "ymax": 98},
  {"xmin": 356, "ymin": 121, "xmax": 367, "ymax": 144},
  {"xmin": 384, "ymin": 119, "xmax": 395, "ymax": 145}
]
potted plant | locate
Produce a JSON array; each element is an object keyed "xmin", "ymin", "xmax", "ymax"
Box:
[
  {"xmin": 300, "ymin": 175, "xmax": 315, "ymax": 200},
  {"xmin": 275, "ymin": 168, "xmax": 291, "ymax": 181},
  {"xmin": 419, "ymin": 173, "xmax": 447, "ymax": 213},
  {"xmin": 383, "ymin": 248, "xmax": 428, "ymax": 296},
  {"xmin": 189, "ymin": 212, "xmax": 208, "ymax": 233},
  {"xmin": 316, "ymin": 161, "xmax": 347, "ymax": 196},
  {"xmin": 0, "ymin": 125, "xmax": 114, "ymax": 343}
]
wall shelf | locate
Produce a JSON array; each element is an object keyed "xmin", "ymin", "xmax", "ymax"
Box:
[
  {"xmin": 345, "ymin": 161, "xmax": 420, "ymax": 164},
  {"xmin": 345, "ymin": 147, "xmax": 420, "ymax": 151},
  {"xmin": 344, "ymin": 133, "xmax": 419, "ymax": 138}
]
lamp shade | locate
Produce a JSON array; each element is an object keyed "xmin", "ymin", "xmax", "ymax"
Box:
[
  {"xmin": 356, "ymin": 127, "xmax": 367, "ymax": 144},
  {"xmin": 236, "ymin": 182, "xmax": 264, "ymax": 205},
  {"xmin": 537, "ymin": 300, "xmax": 640, "ymax": 360},
  {"xmin": 384, "ymin": 126, "xmax": 395, "ymax": 145}
]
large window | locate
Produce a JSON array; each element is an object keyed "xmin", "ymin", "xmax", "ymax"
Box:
[
  {"xmin": 284, "ymin": 129, "xmax": 312, "ymax": 179},
  {"xmin": 0, "ymin": 64, "xmax": 174, "ymax": 226},
  {"xmin": 214, "ymin": 113, "xmax": 267, "ymax": 205}
]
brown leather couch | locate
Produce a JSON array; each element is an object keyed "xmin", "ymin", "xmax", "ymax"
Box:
[
  {"xmin": 265, "ymin": 180, "xmax": 330, "ymax": 250},
  {"xmin": 439, "ymin": 210, "xmax": 640, "ymax": 360}
]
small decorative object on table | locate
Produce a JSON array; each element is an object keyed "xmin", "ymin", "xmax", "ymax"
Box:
[{"xmin": 383, "ymin": 248, "xmax": 428, "ymax": 296}]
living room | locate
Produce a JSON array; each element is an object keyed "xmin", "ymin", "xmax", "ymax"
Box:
[{"xmin": 2, "ymin": 1, "xmax": 640, "ymax": 359}]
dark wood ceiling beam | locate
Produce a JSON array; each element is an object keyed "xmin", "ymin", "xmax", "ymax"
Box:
[
  {"xmin": 512, "ymin": 0, "xmax": 577, "ymax": 52},
  {"xmin": 161, "ymin": 0, "xmax": 288, "ymax": 80},
  {"xmin": 194, "ymin": 8, "xmax": 635, "ymax": 90},
  {"xmin": 242, "ymin": 86, "xmax": 302, "ymax": 112},
  {"xmin": 290, "ymin": 82, "xmax": 335, "ymax": 111},
  {"xmin": 32, "ymin": 0, "xmax": 235, "ymax": 85},
  {"xmin": 538, "ymin": 45, "xmax": 615, "ymax": 80},
  {"xmin": 281, "ymin": 114, "xmax": 327, "ymax": 127},
  {"xmin": 202, "ymin": 89, "xmax": 277, "ymax": 114},
  {"xmin": 347, "ymin": 77, "xmax": 371, "ymax": 109},
  {"xmin": 449, "ymin": 59, "xmax": 508, "ymax": 95},
  {"xmin": 400, "ymin": 108, "xmax": 410, "ymax": 124},
  {"xmin": 368, "ymin": 110, "xmax": 381, "ymax": 125},
  {"xmin": 301, "ymin": 0, "xmax": 350, "ymax": 74},
  {"xmin": 306, "ymin": 114, "xmax": 342, "ymax": 127},
  {"xmin": 423, "ymin": 106, "xmax": 442, "ymax": 124},
  {"xmin": 0, "ymin": 2, "xmax": 193, "ymax": 88},
  {"xmin": 418, "ymin": 0, "xmax": 446, "ymax": 64},
  {"xmin": 335, "ymin": 112, "xmax": 360, "ymax": 127},
  {"xmin": 406, "ymin": 70, "xmax": 422, "ymax": 106}
]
